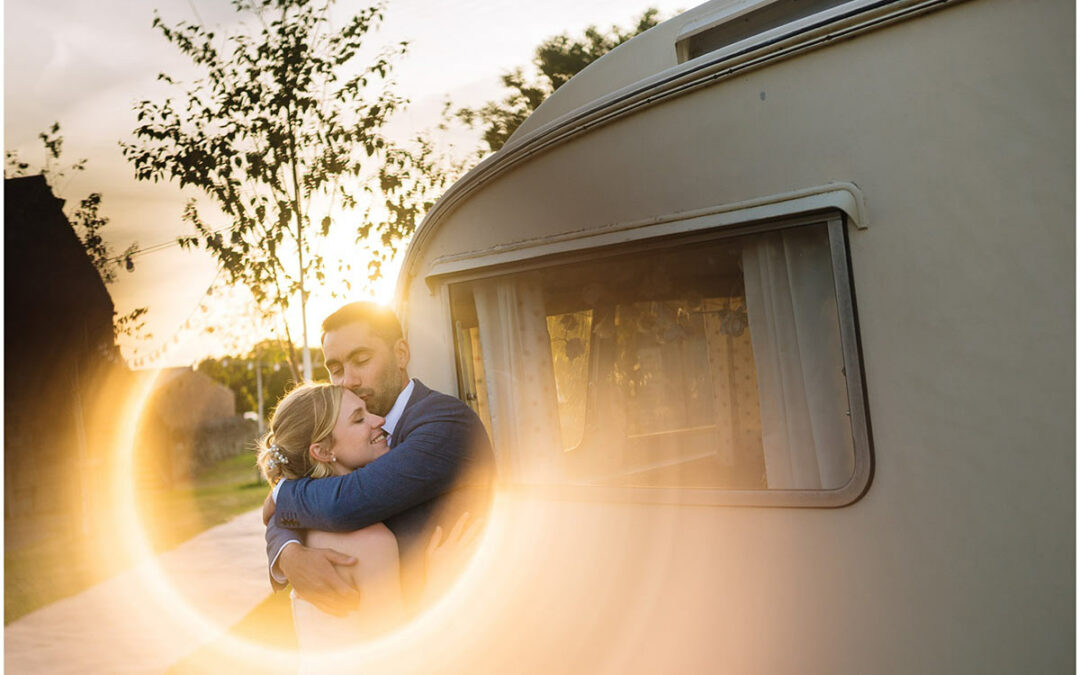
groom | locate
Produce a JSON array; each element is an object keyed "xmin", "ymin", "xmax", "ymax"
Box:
[{"xmin": 264, "ymin": 302, "xmax": 495, "ymax": 614}]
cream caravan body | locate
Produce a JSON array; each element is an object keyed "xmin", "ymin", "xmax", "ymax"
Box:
[{"xmin": 362, "ymin": 0, "xmax": 1073, "ymax": 672}]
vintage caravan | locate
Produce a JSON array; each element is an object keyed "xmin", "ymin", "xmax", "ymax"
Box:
[{"xmin": 355, "ymin": 0, "xmax": 1073, "ymax": 672}]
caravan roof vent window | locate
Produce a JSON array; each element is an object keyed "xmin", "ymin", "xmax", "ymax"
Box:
[{"xmin": 676, "ymin": 0, "xmax": 871, "ymax": 63}]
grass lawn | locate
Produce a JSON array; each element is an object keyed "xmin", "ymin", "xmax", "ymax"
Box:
[
  {"xmin": 136, "ymin": 451, "xmax": 268, "ymax": 552},
  {"xmin": 4, "ymin": 450, "xmax": 269, "ymax": 624}
]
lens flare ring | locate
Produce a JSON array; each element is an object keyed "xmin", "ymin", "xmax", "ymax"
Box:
[{"xmin": 114, "ymin": 368, "xmax": 503, "ymax": 670}]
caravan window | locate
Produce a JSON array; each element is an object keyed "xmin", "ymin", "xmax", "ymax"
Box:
[{"xmin": 449, "ymin": 215, "xmax": 868, "ymax": 503}]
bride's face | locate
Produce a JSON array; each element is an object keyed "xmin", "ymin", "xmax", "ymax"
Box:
[{"xmin": 328, "ymin": 389, "xmax": 389, "ymax": 473}]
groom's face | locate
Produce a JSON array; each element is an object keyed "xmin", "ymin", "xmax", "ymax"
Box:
[{"xmin": 322, "ymin": 320, "xmax": 409, "ymax": 416}]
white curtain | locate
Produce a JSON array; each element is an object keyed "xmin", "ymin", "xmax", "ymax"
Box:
[
  {"xmin": 472, "ymin": 272, "xmax": 564, "ymax": 482},
  {"xmin": 742, "ymin": 226, "xmax": 855, "ymax": 489}
]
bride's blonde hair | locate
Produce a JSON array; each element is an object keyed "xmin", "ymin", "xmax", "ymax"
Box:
[{"xmin": 256, "ymin": 383, "xmax": 344, "ymax": 485}]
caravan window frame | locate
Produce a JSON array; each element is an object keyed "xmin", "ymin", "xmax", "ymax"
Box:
[{"xmin": 440, "ymin": 210, "xmax": 872, "ymax": 507}]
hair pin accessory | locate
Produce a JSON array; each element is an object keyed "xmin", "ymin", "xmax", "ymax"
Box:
[{"xmin": 265, "ymin": 444, "xmax": 289, "ymax": 470}]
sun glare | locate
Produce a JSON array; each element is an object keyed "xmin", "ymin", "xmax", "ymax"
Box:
[
  {"xmin": 100, "ymin": 367, "xmax": 505, "ymax": 670},
  {"xmin": 81, "ymin": 349, "xmax": 716, "ymax": 673}
]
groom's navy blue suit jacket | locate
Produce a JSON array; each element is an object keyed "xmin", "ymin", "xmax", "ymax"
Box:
[{"xmin": 266, "ymin": 379, "xmax": 495, "ymax": 601}]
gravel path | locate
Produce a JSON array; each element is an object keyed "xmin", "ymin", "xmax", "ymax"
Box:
[{"xmin": 5, "ymin": 509, "xmax": 269, "ymax": 674}]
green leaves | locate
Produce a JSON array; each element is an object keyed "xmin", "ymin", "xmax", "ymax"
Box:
[
  {"xmin": 122, "ymin": 0, "xmax": 401, "ymax": 361},
  {"xmin": 457, "ymin": 8, "xmax": 662, "ymax": 153},
  {"xmin": 357, "ymin": 124, "xmax": 477, "ymax": 282},
  {"xmin": 39, "ymin": 122, "xmax": 64, "ymax": 161}
]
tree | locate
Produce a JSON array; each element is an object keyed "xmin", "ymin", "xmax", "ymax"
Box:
[
  {"xmin": 458, "ymin": 9, "xmax": 662, "ymax": 153},
  {"xmin": 361, "ymin": 103, "xmax": 481, "ymax": 283},
  {"xmin": 123, "ymin": 0, "xmax": 406, "ymax": 381},
  {"xmin": 6, "ymin": 122, "xmax": 148, "ymax": 341},
  {"xmin": 196, "ymin": 339, "xmax": 326, "ymax": 418},
  {"xmin": 357, "ymin": 10, "xmax": 665, "ymax": 283},
  {"xmin": 357, "ymin": 10, "xmax": 665, "ymax": 282}
]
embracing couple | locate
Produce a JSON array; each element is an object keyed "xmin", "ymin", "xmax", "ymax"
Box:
[{"xmin": 257, "ymin": 302, "xmax": 495, "ymax": 647}]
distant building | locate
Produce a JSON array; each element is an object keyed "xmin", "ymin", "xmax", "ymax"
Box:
[
  {"xmin": 4, "ymin": 175, "xmax": 123, "ymax": 521},
  {"xmin": 137, "ymin": 367, "xmax": 255, "ymax": 483},
  {"xmin": 148, "ymin": 367, "xmax": 237, "ymax": 431}
]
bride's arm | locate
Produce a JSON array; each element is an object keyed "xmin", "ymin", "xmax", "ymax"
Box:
[{"xmin": 263, "ymin": 492, "xmax": 276, "ymax": 524}]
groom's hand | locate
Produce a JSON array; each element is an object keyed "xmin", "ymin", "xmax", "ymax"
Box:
[{"xmin": 279, "ymin": 544, "xmax": 361, "ymax": 616}]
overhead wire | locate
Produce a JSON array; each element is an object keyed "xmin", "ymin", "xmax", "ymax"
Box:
[
  {"xmin": 105, "ymin": 221, "xmax": 241, "ymax": 264},
  {"xmin": 127, "ymin": 264, "xmax": 227, "ymax": 368}
]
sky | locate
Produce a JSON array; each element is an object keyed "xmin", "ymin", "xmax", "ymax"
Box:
[{"xmin": 5, "ymin": 0, "xmax": 692, "ymax": 368}]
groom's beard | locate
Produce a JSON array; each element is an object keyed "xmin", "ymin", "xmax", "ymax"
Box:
[
  {"xmin": 351, "ymin": 375, "xmax": 401, "ymax": 416},
  {"xmin": 350, "ymin": 386, "xmax": 386, "ymax": 415}
]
